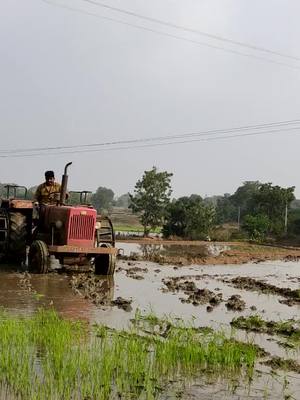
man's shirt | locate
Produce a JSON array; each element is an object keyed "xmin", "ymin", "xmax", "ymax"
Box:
[{"xmin": 34, "ymin": 182, "xmax": 62, "ymax": 205}]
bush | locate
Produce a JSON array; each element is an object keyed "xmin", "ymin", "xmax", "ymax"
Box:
[
  {"xmin": 163, "ymin": 195, "xmax": 216, "ymax": 240},
  {"xmin": 242, "ymin": 214, "xmax": 270, "ymax": 242}
]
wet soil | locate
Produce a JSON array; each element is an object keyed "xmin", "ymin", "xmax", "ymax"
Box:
[
  {"xmin": 225, "ymin": 294, "xmax": 246, "ymax": 311},
  {"xmin": 227, "ymin": 276, "xmax": 300, "ymax": 306},
  {"xmin": 0, "ymin": 247, "xmax": 299, "ymax": 398},
  {"xmin": 70, "ymin": 273, "xmax": 133, "ymax": 311},
  {"xmin": 231, "ymin": 316, "xmax": 300, "ymax": 343},
  {"xmin": 162, "ymin": 276, "xmax": 249, "ymax": 312},
  {"xmin": 263, "ymin": 357, "xmax": 300, "ymax": 374},
  {"xmin": 118, "ymin": 239, "xmax": 300, "ymax": 266}
]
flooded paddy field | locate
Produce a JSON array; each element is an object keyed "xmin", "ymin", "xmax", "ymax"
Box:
[{"xmin": 0, "ymin": 241, "xmax": 299, "ymax": 399}]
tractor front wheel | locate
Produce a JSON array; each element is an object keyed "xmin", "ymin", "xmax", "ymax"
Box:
[
  {"xmin": 28, "ymin": 240, "xmax": 49, "ymax": 274},
  {"xmin": 94, "ymin": 244, "xmax": 116, "ymax": 275}
]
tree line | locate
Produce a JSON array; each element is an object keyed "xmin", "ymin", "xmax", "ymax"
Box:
[
  {"xmin": 128, "ymin": 168, "xmax": 300, "ymax": 241},
  {"xmin": 2, "ymin": 168, "xmax": 300, "ymax": 241}
]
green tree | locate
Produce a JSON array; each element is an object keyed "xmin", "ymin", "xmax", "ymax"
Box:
[
  {"xmin": 92, "ymin": 187, "xmax": 114, "ymax": 213},
  {"xmin": 230, "ymin": 181, "xmax": 261, "ymax": 217},
  {"xmin": 252, "ymin": 183, "xmax": 295, "ymax": 236},
  {"xmin": 163, "ymin": 195, "xmax": 216, "ymax": 240},
  {"xmin": 115, "ymin": 193, "xmax": 130, "ymax": 208},
  {"xmin": 242, "ymin": 214, "xmax": 270, "ymax": 242},
  {"xmin": 287, "ymin": 208, "xmax": 300, "ymax": 236},
  {"xmin": 163, "ymin": 196, "xmax": 193, "ymax": 238},
  {"xmin": 215, "ymin": 194, "xmax": 237, "ymax": 224},
  {"xmin": 129, "ymin": 167, "xmax": 173, "ymax": 236}
]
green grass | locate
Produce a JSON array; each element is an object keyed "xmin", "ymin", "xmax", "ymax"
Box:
[
  {"xmin": 0, "ymin": 309, "xmax": 259, "ymax": 399},
  {"xmin": 114, "ymin": 224, "xmax": 161, "ymax": 234},
  {"xmin": 114, "ymin": 224, "xmax": 144, "ymax": 233}
]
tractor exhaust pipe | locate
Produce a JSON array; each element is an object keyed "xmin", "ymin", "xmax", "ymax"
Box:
[{"xmin": 60, "ymin": 162, "xmax": 72, "ymax": 205}]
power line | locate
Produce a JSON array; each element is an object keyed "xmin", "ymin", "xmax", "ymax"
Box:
[
  {"xmin": 80, "ymin": 0, "xmax": 300, "ymax": 62},
  {"xmin": 41, "ymin": 0, "xmax": 300, "ymax": 70},
  {"xmin": 1, "ymin": 118, "xmax": 300, "ymax": 155},
  {"xmin": 1, "ymin": 124, "xmax": 300, "ymax": 158}
]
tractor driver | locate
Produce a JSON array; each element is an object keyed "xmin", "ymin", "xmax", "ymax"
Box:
[{"xmin": 34, "ymin": 170, "xmax": 62, "ymax": 206}]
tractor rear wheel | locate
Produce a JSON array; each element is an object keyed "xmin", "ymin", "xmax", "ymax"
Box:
[
  {"xmin": 8, "ymin": 212, "xmax": 27, "ymax": 264},
  {"xmin": 28, "ymin": 240, "xmax": 49, "ymax": 274},
  {"xmin": 94, "ymin": 244, "xmax": 116, "ymax": 275},
  {"xmin": 96, "ymin": 216, "xmax": 115, "ymax": 247}
]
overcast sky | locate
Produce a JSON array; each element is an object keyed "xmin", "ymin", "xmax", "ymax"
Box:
[{"xmin": 1, "ymin": 0, "xmax": 300, "ymax": 198}]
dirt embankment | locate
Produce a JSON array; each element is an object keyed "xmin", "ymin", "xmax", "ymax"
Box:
[{"xmin": 118, "ymin": 239, "xmax": 300, "ymax": 265}]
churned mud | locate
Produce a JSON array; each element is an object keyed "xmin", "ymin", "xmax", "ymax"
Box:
[
  {"xmin": 227, "ymin": 276, "xmax": 300, "ymax": 306},
  {"xmin": 70, "ymin": 273, "xmax": 133, "ymax": 311},
  {"xmin": 163, "ymin": 277, "xmax": 223, "ymax": 310},
  {"xmin": 0, "ymin": 245, "xmax": 299, "ymax": 398},
  {"xmin": 225, "ymin": 294, "xmax": 246, "ymax": 311},
  {"xmin": 263, "ymin": 357, "xmax": 300, "ymax": 374},
  {"xmin": 231, "ymin": 316, "xmax": 300, "ymax": 346},
  {"xmin": 124, "ymin": 265, "xmax": 148, "ymax": 280},
  {"xmin": 118, "ymin": 239, "xmax": 300, "ymax": 265},
  {"xmin": 161, "ymin": 276, "xmax": 249, "ymax": 312}
]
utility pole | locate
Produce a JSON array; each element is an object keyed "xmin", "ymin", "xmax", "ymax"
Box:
[
  {"xmin": 284, "ymin": 201, "xmax": 288, "ymax": 235},
  {"xmin": 237, "ymin": 206, "xmax": 241, "ymax": 230}
]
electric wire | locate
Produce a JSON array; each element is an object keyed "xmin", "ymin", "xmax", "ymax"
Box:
[
  {"xmin": 41, "ymin": 0, "xmax": 300, "ymax": 70},
  {"xmin": 1, "ymin": 124, "xmax": 299, "ymax": 158},
  {"xmin": 1, "ymin": 118, "xmax": 300, "ymax": 155},
  {"xmin": 80, "ymin": 0, "xmax": 300, "ymax": 62}
]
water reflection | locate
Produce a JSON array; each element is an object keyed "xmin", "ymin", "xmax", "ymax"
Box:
[
  {"xmin": 0, "ymin": 271, "xmax": 115, "ymax": 322},
  {"xmin": 119, "ymin": 242, "xmax": 230, "ymax": 258}
]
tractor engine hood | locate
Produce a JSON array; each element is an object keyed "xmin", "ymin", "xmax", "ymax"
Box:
[{"xmin": 43, "ymin": 205, "xmax": 97, "ymax": 247}]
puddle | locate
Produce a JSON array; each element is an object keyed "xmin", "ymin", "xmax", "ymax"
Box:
[
  {"xmin": 0, "ymin": 258, "xmax": 299, "ymax": 398},
  {"xmin": 119, "ymin": 242, "xmax": 229, "ymax": 258}
]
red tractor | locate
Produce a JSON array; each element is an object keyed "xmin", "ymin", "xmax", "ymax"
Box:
[{"xmin": 0, "ymin": 163, "xmax": 117, "ymax": 275}]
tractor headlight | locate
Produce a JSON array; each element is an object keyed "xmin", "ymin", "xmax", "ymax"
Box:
[
  {"xmin": 95, "ymin": 221, "xmax": 101, "ymax": 230},
  {"xmin": 55, "ymin": 220, "xmax": 63, "ymax": 229}
]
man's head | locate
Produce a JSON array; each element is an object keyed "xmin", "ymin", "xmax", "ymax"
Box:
[{"xmin": 45, "ymin": 170, "xmax": 55, "ymax": 186}]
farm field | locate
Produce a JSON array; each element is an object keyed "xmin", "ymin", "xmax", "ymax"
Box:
[{"xmin": 0, "ymin": 241, "xmax": 299, "ymax": 399}]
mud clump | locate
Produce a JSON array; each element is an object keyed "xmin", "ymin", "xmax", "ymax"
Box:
[
  {"xmin": 183, "ymin": 289, "xmax": 223, "ymax": 307},
  {"xmin": 127, "ymin": 266, "xmax": 148, "ymax": 274},
  {"xmin": 18, "ymin": 272, "xmax": 42, "ymax": 299},
  {"xmin": 111, "ymin": 297, "xmax": 133, "ymax": 312},
  {"xmin": 284, "ymin": 254, "xmax": 300, "ymax": 262},
  {"xmin": 126, "ymin": 266, "xmax": 148, "ymax": 280},
  {"xmin": 18, "ymin": 272, "xmax": 33, "ymax": 292},
  {"xmin": 225, "ymin": 295, "xmax": 246, "ymax": 311},
  {"xmin": 162, "ymin": 278, "xmax": 196, "ymax": 292},
  {"xmin": 70, "ymin": 273, "xmax": 114, "ymax": 307},
  {"xmin": 128, "ymin": 274, "xmax": 144, "ymax": 280},
  {"xmin": 229, "ymin": 277, "xmax": 300, "ymax": 306},
  {"xmin": 162, "ymin": 277, "xmax": 223, "ymax": 309},
  {"xmin": 70, "ymin": 274, "xmax": 133, "ymax": 311},
  {"xmin": 263, "ymin": 357, "xmax": 300, "ymax": 374}
]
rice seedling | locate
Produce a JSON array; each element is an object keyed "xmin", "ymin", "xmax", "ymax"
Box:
[
  {"xmin": 0, "ymin": 309, "xmax": 260, "ymax": 399},
  {"xmin": 231, "ymin": 315, "xmax": 300, "ymax": 347}
]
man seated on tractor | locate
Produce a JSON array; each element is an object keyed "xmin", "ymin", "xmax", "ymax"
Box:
[{"xmin": 34, "ymin": 170, "xmax": 62, "ymax": 206}]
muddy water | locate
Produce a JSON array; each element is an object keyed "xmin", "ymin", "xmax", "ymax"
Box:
[
  {"xmin": 119, "ymin": 241, "xmax": 229, "ymax": 258},
  {"xmin": 0, "ymin": 245, "xmax": 300, "ymax": 399}
]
